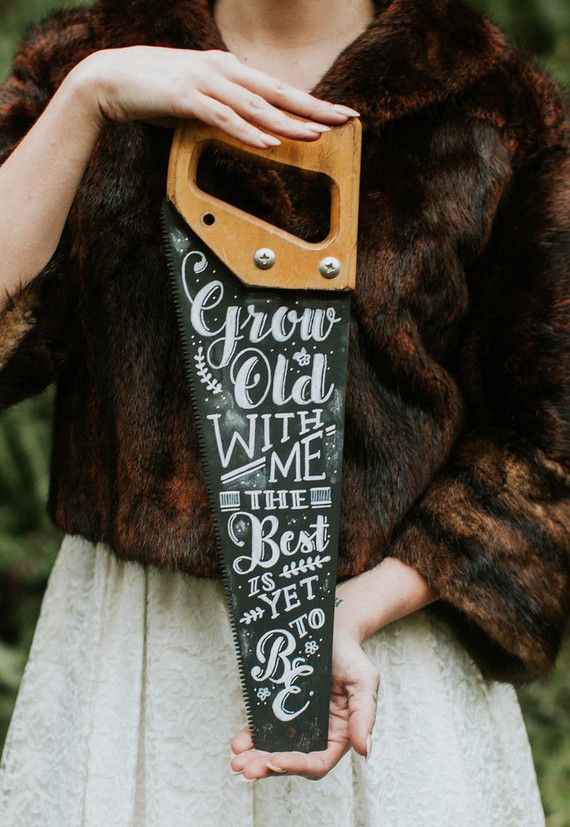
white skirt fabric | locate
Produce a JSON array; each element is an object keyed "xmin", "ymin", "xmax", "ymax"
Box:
[{"xmin": 0, "ymin": 534, "xmax": 545, "ymax": 827}]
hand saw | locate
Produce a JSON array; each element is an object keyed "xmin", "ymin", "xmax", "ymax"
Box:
[{"xmin": 161, "ymin": 112, "xmax": 361, "ymax": 753}]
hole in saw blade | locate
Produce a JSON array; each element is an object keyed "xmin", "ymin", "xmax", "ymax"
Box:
[{"xmin": 196, "ymin": 140, "xmax": 332, "ymax": 244}]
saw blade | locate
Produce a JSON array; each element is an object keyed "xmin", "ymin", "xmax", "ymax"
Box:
[{"xmin": 161, "ymin": 197, "xmax": 351, "ymax": 753}]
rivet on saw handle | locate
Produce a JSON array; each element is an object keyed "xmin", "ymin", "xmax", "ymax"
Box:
[
  {"xmin": 319, "ymin": 256, "xmax": 341, "ymax": 278},
  {"xmin": 253, "ymin": 247, "xmax": 276, "ymax": 270},
  {"xmin": 166, "ymin": 111, "xmax": 362, "ymax": 291}
]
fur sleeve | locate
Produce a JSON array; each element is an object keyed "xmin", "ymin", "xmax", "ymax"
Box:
[
  {"xmin": 0, "ymin": 8, "xmax": 94, "ymax": 411},
  {"xmin": 384, "ymin": 68, "xmax": 570, "ymax": 685}
]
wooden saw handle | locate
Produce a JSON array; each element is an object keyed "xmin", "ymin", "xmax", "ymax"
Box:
[{"xmin": 166, "ymin": 112, "xmax": 362, "ymax": 291}]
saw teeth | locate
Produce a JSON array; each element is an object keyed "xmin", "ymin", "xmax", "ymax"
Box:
[{"xmin": 161, "ymin": 199, "xmax": 260, "ymax": 747}]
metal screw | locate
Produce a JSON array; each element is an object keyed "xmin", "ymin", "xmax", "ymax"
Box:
[
  {"xmin": 253, "ymin": 248, "xmax": 276, "ymax": 270},
  {"xmin": 319, "ymin": 256, "xmax": 341, "ymax": 278}
]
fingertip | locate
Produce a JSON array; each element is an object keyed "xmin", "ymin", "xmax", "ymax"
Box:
[
  {"xmin": 231, "ymin": 728, "xmax": 254, "ymax": 752},
  {"xmin": 266, "ymin": 760, "xmax": 287, "ymax": 774},
  {"xmin": 353, "ymin": 738, "xmax": 367, "ymax": 759},
  {"xmin": 333, "ymin": 104, "xmax": 360, "ymax": 117},
  {"xmin": 239, "ymin": 770, "xmax": 258, "ymax": 782},
  {"xmin": 266, "ymin": 751, "xmax": 299, "ymax": 774},
  {"xmin": 348, "ymin": 718, "xmax": 371, "ymax": 758},
  {"xmin": 293, "ymin": 132, "xmax": 325, "ymax": 143},
  {"xmin": 261, "ymin": 134, "xmax": 281, "ymax": 146},
  {"xmin": 318, "ymin": 103, "xmax": 359, "ymax": 121}
]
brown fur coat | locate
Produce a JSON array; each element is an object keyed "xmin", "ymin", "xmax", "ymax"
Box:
[{"xmin": 0, "ymin": 0, "xmax": 568, "ymax": 684}]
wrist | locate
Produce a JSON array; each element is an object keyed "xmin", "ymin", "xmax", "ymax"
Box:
[
  {"xmin": 64, "ymin": 51, "xmax": 114, "ymax": 132},
  {"xmin": 334, "ymin": 558, "xmax": 440, "ymax": 642},
  {"xmin": 333, "ymin": 577, "xmax": 377, "ymax": 645}
]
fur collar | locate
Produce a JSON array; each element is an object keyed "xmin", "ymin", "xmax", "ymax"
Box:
[{"xmin": 92, "ymin": 0, "xmax": 508, "ymax": 125}]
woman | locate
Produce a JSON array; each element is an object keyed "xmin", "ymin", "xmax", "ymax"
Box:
[{"xmin": 0, "ymin": 0, "xmax": 567, "ymax": 823}]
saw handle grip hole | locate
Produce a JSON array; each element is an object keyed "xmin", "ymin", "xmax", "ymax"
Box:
[
  {"xmin": 202, "ymin": 212, "xmax": 216, "ymax": 226},
  {"xmin": 195, "ymin": 141, "xmax": 332, "ymax": 243}
]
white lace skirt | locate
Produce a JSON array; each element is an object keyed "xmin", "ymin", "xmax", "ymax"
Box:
[{"xmin": 0, "ymin": 534, "xmax": 545, "ymax": 826}]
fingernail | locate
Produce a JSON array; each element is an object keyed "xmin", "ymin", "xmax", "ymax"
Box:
[
  {"xmin": 230, "ymin": 768, "xmax": 242, "ymax": 775},
  {"xmin": 365, "ymin": 733, "xmax": 372, "ymax": 762},
  {"xmin": 334, "ymin": 104, "xmax": 360, "ymax": 117},
  {"xmin": 266, "ymin": 761, "xmax": 287, "ymax": 774},
  {"xmin": 262, "ymin": 134, "xmax": 281, "ymax": 146},
  {"xmin": 306, "ymin": 123, "xmax": 332, "ymax": 132}
]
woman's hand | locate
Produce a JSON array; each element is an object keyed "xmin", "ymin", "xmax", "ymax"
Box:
[
  {"xmin": 0, "ymin": 40, "xmax": 357, "ymax": 303},
  {"xmin": 229, "ymin": 608, "xmax": 380, "ymax": 781},
  {"xmin": 229, "ymin": 558, "xmax": 439, "ymax": 780},
  {"xmin": 72, "ymin": 46, "xmax": 359, "ymax": 147}
]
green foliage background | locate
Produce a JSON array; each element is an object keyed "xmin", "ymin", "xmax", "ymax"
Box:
[{"xmin": 0, "ymin": 0, "xmax": 568, "ymax": 822}]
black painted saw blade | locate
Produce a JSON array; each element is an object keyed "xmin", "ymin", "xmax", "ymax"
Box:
[{"xmin": 161, "ymin": 197, "xmax": 351, "ymax": 753}]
